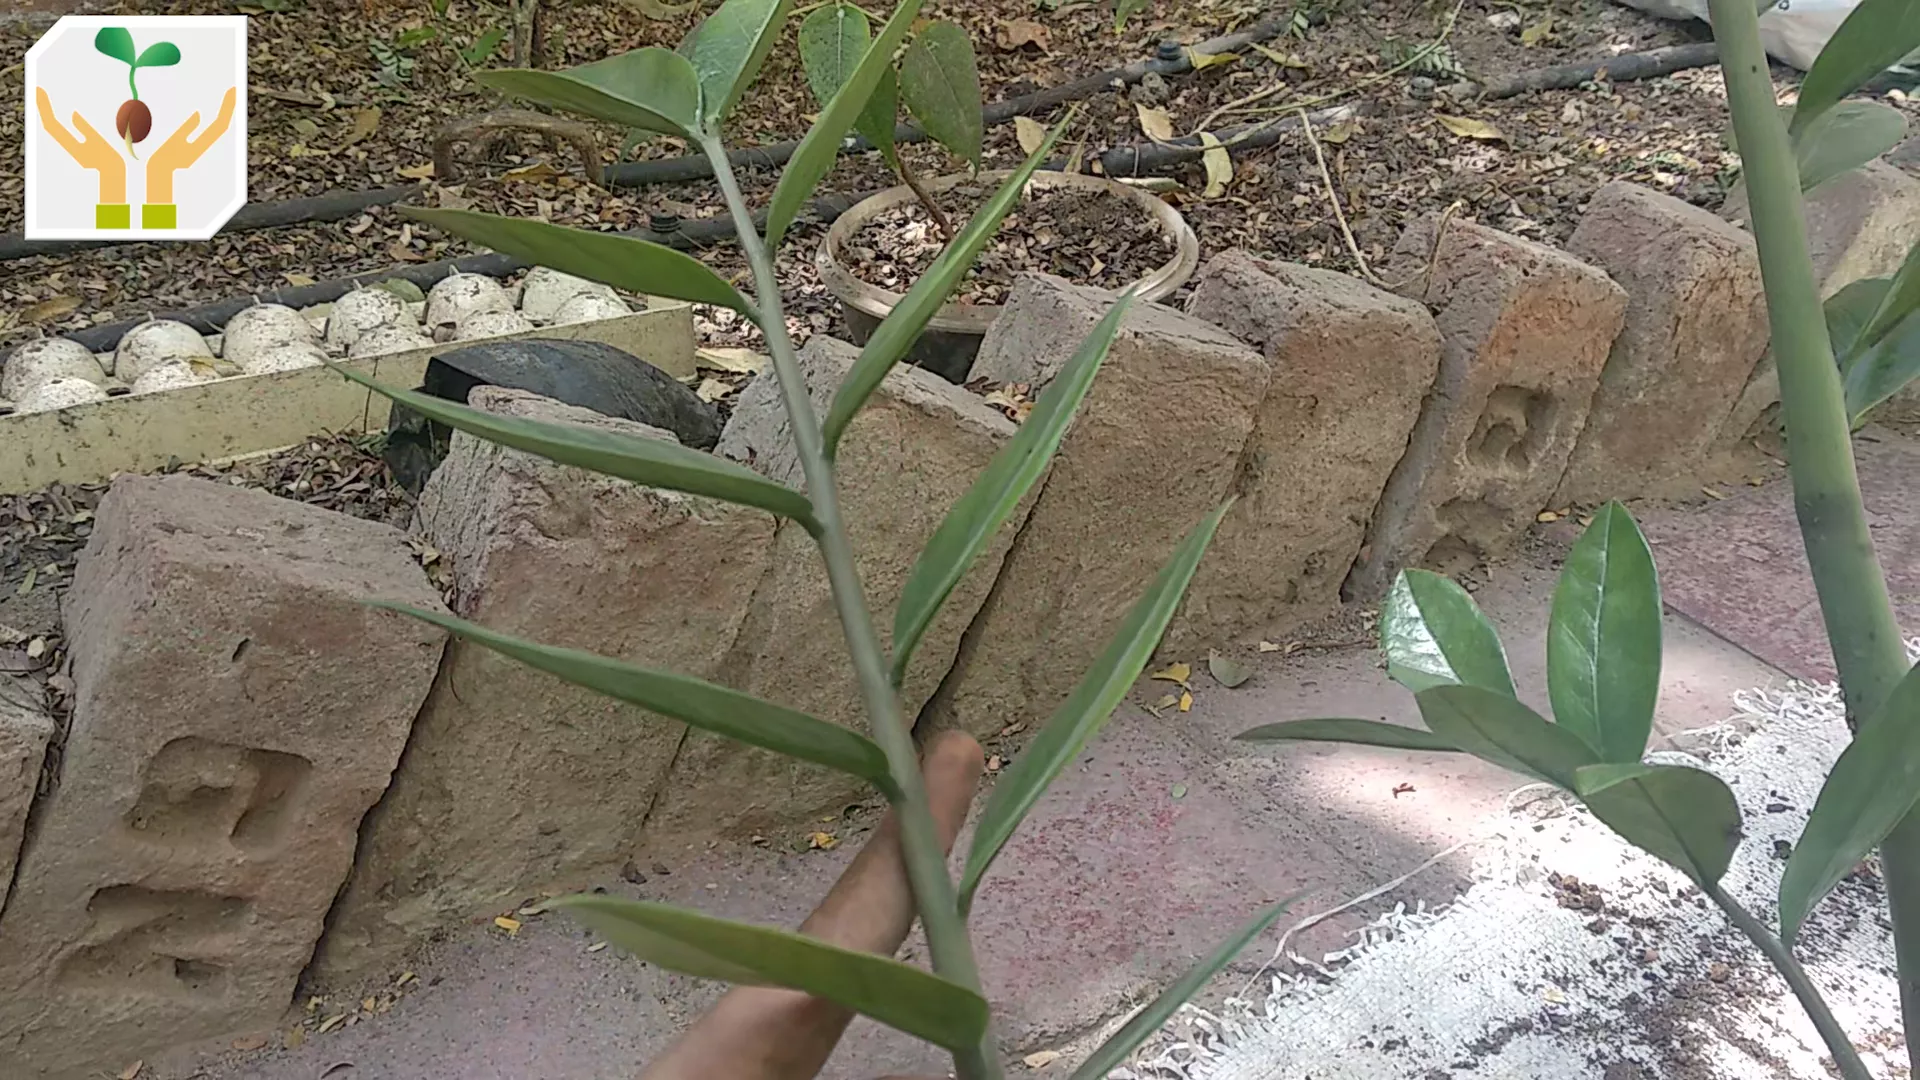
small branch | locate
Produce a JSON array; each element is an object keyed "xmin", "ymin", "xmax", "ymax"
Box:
[
  {"xmin": 1297, "ymin": 108, "xmax": 1385, "ymax": 289},
  {"xmin": 1702, "ymin": 882, "xmax": 1874, "ymax": 1080}
]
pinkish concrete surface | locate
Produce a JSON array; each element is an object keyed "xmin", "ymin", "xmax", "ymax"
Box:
[
  {"xmin": 154, "ymin": 516, "xmax": 1796, "ymax": 1079},
  {"xmin": 1640, "ymin": 426, "xmax": 1920, "ymax": 683}
]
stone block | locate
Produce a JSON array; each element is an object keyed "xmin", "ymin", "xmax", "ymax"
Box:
[
  {"xmin": 648, "ymin": 338, "xmax": 1021, "ymax": 837},
  {"xmin": 312, "ymin": 389, "xmax": 777, "ymax": 988},
  {"xmin": 1722, "ymin": 163, "xmax": 1920, "ymax": 439},
  {"xmin": 1556, "ymin": 181, "xmax": 1770, "ymax": 502},
  {"xmin": 1346, "ymin": 216, "xmax": 1627, "ymax": 598},
  {"xmin": 1176, "ymin": 253, "xmax": 1440, "ymax": 644},
  {"xmin": 928, "ymin": 275, "xmax": 1269, "ymax": 739},
  {"xmin": 0, "ymin": 677, "xmax": 53, "ymax": 914},
  {"xmin": 0, "ymin": 476, "xmax": 447, "ymax": 1079}
]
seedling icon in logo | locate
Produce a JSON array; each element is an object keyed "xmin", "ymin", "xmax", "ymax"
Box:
[{"xmin": 94, "ymin": 27, "xmax": 180, "ymax": 159}]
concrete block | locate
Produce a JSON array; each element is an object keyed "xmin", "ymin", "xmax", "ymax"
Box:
[
  {"xmin": 1347, "ymin": 217, "xmax": 1627, "ymax": 598},
  {"xmin": 1177, "ymin": 253, "xmax": 1440, "ymax": 643},
  {"xmin": 1723, "ymin": 163, "xmax": 1920, "ymax": 440},
  {"xmin": 312, "ymin": 388, "xmax": 777, "ymax": 988},
  {"xmin": 1558, "ymin": 182, "xmax": 1770, "ymax": 502},
  {"xmin": 0, "ymin": 476, "xmax": 447, "ymax": 1079},
  {"xmin": 929, "ymin": 275, "xmax": 1269, "ymax": 739},
  {"xmin": 0, "ymin": 677, "xmax": 53, "ymax": 914},
  {"xmin": 650, "ymin": 338, "xmax": 1022, "ymax": 837}
]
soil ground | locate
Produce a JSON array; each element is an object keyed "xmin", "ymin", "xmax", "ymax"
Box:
[{"xmin": 0, "ymin": 0, "xmax": 1845, "ymax": 359}]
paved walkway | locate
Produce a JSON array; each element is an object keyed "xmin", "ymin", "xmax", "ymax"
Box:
[{"xmin": 159, "ymin": 429, "xmax": 1920, "ymax": 1080}]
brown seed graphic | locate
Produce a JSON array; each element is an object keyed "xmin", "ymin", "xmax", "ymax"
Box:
[{"xmin": 115, "ymin": 99, "xmax": 152, "ymax": 143}]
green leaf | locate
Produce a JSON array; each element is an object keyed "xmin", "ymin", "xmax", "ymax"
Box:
[
  {"xmin": 553, "ymin": 894, "xmax": 990, "ymax": 1049},
  {"xmin": 1574, "ymin": 763, "xmax": 1741, "ymax": 887},
  {"xmin": 329, "ymin": 369, "xmax": 817, "ymax": 526},
  {"xmin": 1381, "ymin": 569, "xmax": 1517, "ymax": 697},
  {"xmin": 823, "ymin": 115, "xmax": 1069, "ymax": 451},
  {"xmin": 798, "ymin": 2, "xmax": 870, "ymax": 108},
  {"xmin": 401, "ymin": 207, "xmax": 753, "ymax": 314},
  {"xmin": 1792, "ymin": 0, "xmax": 1920, "ymax": 134},
  {"xmin": 1794, "ymin": 99, "xmax": 1907, "ymax": 193},
  {"xmin": 134, "ymin": 41, "xmax": 182, "ymax": 68},
  {"xmin": 959, "ymin": 503, "xmax": 1232, "ymax": 911},
  {"xmin": 379, "ymin": 604, "xmax": 891, "ymax": 786},
  {"xmin": 1113, "ymin": 0, "xmax": 1152, "ymax": 32},
  {"xmin": 858, "ymin": 65, "xmax": 903, "ymax": 170},
  {"xmin": 1831, "ymin": 275, "xmax": 1920, "ymax": 423},
  {"xmin": 1068, "ymin": 895, "xmax": 1299, "ymax": 1080},
  {"xmin": 1780, "ymin": 661, "xmax": 1920, "ymax": 943},
  {"xmin": 767, "ymin": 0, "xmax": 924, "ymax": 249},
  {"xmin": 1234, "ymin": 718, "xmax": 1463, "ymax": 752},
  {"xmin": 1547, "ymin": 502, "xmax": 1663, "ymax": 763},
  {"xmin": 889, "ymin": 288, "xmax": 1126, "ymax": 683},
  {"xmin": 477, "ymin": 48, "xmax": 702, "ymax": 136},
  {"xmin": 1414, "ymin": 684, "xmax": 1598, "ymax": 788},
  {"xmin": 94, "ymin": 27, "xmax": 136, "ymax": 65},
  {"xmin": 680, "ymin": 0, "xmax": 794, "ymax": 130},
  {"xmin": 899, "ymin": 20, "xmax": 983, "ymax": 170},
  {"xmin": 1852, "ymin": 236, "xmax": 1920, "ymax": 363}
]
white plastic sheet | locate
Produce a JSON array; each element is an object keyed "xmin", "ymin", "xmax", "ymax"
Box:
[{"xmin": 1611, "ymin": 0, "xmax": 1860, "ymax": 70}]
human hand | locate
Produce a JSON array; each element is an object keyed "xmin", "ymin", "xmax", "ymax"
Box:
[
  {"xmin": 34, "ymin": 86, "xmax": 128, "ymax": 207},
  {"xmin": 641, "ymin": 731, "xmax": 986, "ymax": 1080},
  {"xmin": 146, "ymin": 87, "xmax": 237, "ymax": 208}
]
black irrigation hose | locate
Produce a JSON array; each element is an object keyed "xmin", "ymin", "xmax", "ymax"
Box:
[
  {"xmin": 0, "ymin": 11, "xmax": 1304, "ymax": 264},
  {"xmin": 57, "ymin": 191, "xmax": 872, "ymax": 353},
  {"xmin": 1468, "ymin": 40, "xmax": 1720, "ymax": 98}
]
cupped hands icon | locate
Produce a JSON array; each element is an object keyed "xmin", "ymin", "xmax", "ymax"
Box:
[{"xmin": 34, "ymin": 84, "xmax": 236, "ymax": 230}]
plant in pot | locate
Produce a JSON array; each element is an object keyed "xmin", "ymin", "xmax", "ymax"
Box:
[{"xmin": 798, "ymin": 1, "xmax": 1198, "ymax": 382}]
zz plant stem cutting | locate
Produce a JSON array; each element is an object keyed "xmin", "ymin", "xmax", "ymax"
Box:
[{"xmin": 332, "ymin": 2, "xmax": 1281, "ymax": 1077}]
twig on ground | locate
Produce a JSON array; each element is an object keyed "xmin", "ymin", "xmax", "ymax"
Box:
[{"xmin": 1298, "ymin": 108, "xmax": 1385, "ymax": 289}]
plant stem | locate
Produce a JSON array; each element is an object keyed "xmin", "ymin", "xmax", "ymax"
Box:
[
  {"xmin": 1703, "ymin": 882, "xmax": 1875, "ymax": 1080},
  {"xmin": 895, "ymin": 153, "xmax": 955, "ymax": 243},
  {"xmin": 1707, "ymin": 0, "xmax": 1920, "ymax": 1067},
  {"xmin": 700, "ymin": 136, "xmax": 1002, "ymax": 1080}
]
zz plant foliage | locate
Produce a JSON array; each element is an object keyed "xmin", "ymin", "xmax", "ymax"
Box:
[
  {"xmin": 1245, "ymin": 1, "xmax": 1920, "ymax": 1073},
  {"xmin": 336, "ymin": 2, "xmax": 1279, "ymax": 1077}
]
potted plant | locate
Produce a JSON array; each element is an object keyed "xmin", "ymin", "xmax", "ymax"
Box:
[{"xmin": 799, "ymin": 3, "xmax": 1198, "ymax": 381}]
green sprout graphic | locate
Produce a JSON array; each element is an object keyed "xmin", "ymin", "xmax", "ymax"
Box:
[{"xmin": 94, "ymin": 27, "xmax": 181, "ymax": 160}]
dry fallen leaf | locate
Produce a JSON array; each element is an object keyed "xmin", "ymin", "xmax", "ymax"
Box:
[
  {"xmin": 587, "ymin": 941, "xmax": 610, "ymax": 953},
  {"xmin": 23, "ymin": 296, "xmax": 81, "ymax": 324},
  {"xmin": 397, "ymin": 162, "xmax": 436, "ymax": 179},
  {"xmin": 1135, "ymin": 104, "xmax": 1175, "ymax": 142},
  {"xmin": 119, "ymin": 1063, "xmax": 143, "ymax": 1080},
  {"xmin": 697, "ymin": 346, "xmax": 768, "ymax": 373},
  {"xmin": 1150, "ymin": 661, "xmax": 1191, "ymax": 687},
  {"xmin": 1703, "ymin": 486, "xmax": 1727, "ymax": 500},
  {"xmin": 1014, "ymin": 115, "xmax": 1047, "ymax": 156},
  {"xmin": 503, "ymin": 160, "xmax": 564, "ymax": 183},
  {"xmin": 284, "ymin": 272, "xmax": 317, "ymax": 288},
  {"xmin": 1320, "ymin": 120, "xmax": 1357, "ymax": 145},
  {"xmin": 1024, "ymin": 1049, "xmax": 1062, "ymax": 1068},
  {"xmin": 285, "ymin": 1027, "xmax": 307, "ymax": 1050},
  {"xmin": 1257, "ymin": 640, "xmax": 1283, "ymax": 653},
  {"xmin": 1178, "ymin": 690, "xmax": 1194, "ymax": 713},
  {"xmin": 1154, "ymin": 693, "xmax": 1179, "ymax": 711},
  {"xmin": 1536, "ymin": 510, "xmax": 1559, "ymax": 523},
  {"xmin": 1521, "ymin": 15, "xmax": 1556, "ymax": 46},
  {"xmin": 808, "ymin": 831, "xmax": 840, "ymax": 850},
  {"xmin": 1185, "ymin": 47, "xmax": 1240, "ymax": 70},
  {"xmin": 996, "ymin": 18, "xmax": 1051, "ymax": 52},
  {"xmin": 695, "ymin": 377, "xmax": 732, "ymax": 403},
  {"xmin": 317, "ymin": 1013, "xmax": 349, "ymax": 1034},
  {"xmin": 341, "ymin": 106, "xmax": 381, "ymax": 150},
  {"xmin": 1208, "ymin": 649, "xmax": 1251, "ymax": 688},
  {"xmin": 1198, "ymin": 132, "xmax": 1233, "ymax": 198},
  {"xmin": 493, "ymin": 915, "xmax": 522, "ymax": 936},
  {"xmin": 1436, "ymin": 114, "xmax": 1507, "ymax": 142},
  {"xmin": 231, "ymin": 1035, "xmax": 267, "ymax": 1051}
]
